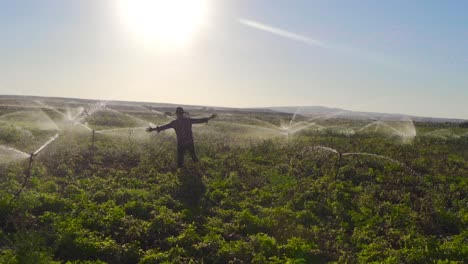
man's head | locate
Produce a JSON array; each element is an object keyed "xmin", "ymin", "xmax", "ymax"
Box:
[{"xmin": 176, "ymin": 107, "xmax": 185, "ymax": 119}]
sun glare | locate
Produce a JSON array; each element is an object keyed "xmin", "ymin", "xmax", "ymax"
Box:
[{"xmin": 118, "ymin": 0, "xmax": 208, "ymax": 46}]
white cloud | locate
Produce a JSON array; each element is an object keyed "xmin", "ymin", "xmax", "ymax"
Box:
[{"xmin": 239, "ymin": 18, "xmax": 325, "ymax": 48}]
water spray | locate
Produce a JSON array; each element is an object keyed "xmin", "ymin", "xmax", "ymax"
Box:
[
  {"xmin": 34, "ymin": 100, "xmax": 67, "ymax": 118},
  {"xmin": 341, "ymin": 152, "xmax": 419, "ymax": 176},
  {"xmin": 33, "ymin": 133, "xmax": 60, "ymax": 156},
  {"xmin": 305, "ymin": 145, "xmax": 419, "ymax": 180},
  {"xmin": 0, "ymin": 145, "xmax": 30, "ymax": 161},
  {"xmin": 238, "ymin": 116, "xmax": 323, "ymax": 139},
  {"xmin": 106, "ymin": 107, "xmax": 155, "ymax": 126},
  {"xmin": 143, "ymin": 105, "xmax": 176, "ymax": 120},
  {"xmin": 9, "ymin": 133, "xmax": 60, "ymax": 201},
  {"xmin": 356, "ymin": 120, "xmax": 416, "ymax": 142}
]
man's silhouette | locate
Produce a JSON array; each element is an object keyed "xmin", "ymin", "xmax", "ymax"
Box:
[{"xmin": 146, "ymin": 107, "xmax": 216, "ymax": 167}]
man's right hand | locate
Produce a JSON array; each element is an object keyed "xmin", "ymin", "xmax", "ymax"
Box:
[{"xmin": 146, "ymin": 127, "xmax": 162, "ymax": 133}]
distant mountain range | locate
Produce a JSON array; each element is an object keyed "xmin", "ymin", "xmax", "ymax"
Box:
[
  {"xmin": 266, "ymin": 106, "xmax": 467, "ymax": 123},
  {"xmin": 0, "ymin": 95, "xmax": 466, "ymax": 123}
]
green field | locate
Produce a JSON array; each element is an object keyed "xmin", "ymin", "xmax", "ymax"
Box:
[{"xmin": 0, "ymin": 98, "xmax": 467, "ymax": 263}]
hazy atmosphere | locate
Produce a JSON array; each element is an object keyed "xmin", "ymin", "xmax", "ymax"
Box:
[
  {"xmin": 1, "ymin": 1, "xmax": 467, "ymax": 263},
  {"xmin": 1, "ymin": 0, "xmax": 468, "ymax": 118}
]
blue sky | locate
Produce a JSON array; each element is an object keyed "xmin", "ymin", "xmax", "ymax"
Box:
[{"xmin": 0, "ymin": 0, "xmax": 467, "ymax": 119}]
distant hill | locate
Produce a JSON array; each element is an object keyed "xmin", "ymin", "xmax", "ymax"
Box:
[
  {"xmin": 0, "ymin": 95, "xmax": 465, "ymax": 123},
  {"xmin": 267, "ymin": 106, "xmax": 467, "ymax": 123}
]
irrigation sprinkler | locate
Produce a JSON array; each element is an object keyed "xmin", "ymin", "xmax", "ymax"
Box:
[
  {"xmin": 11, "ymin": 153, "xmax": 35, "ymax": 201},
  {"xmin": 335, "ymin": 152, "xmax": 342, "ymax": 181},
  {"xmin": 8, "ymin": 133, "xmax": 60, "ymax": 201},
  {"xmin": 91, "ymin": 130, "xmax": 96, "ymax": 148},
  {"xmin": 306, "ymin": 145, "xmax": 419, "ymax": 181}
]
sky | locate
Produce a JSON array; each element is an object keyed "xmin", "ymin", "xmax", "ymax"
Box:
[{"xmin": 0, "ymin": 0, "xmax": 467, "ymax": 119}]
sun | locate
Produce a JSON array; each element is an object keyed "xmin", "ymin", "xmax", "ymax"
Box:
[{"xmin": 118, "ymin": 0, "xmax": 208, "ymax": 46}]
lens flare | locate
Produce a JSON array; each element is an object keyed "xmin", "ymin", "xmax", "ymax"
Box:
[{"xmin": 118, "ymin": 0, "xmax": 209, "ymax": 46}]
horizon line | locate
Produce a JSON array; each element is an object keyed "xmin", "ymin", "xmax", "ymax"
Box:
[{"xmin": 1, "ymin": 94, "xmax": 466, "ymax": 121}]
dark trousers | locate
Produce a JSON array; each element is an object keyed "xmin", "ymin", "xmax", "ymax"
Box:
[{"xmin": 177, "ymin": 144, "xmax": 198, "ymax": 167}]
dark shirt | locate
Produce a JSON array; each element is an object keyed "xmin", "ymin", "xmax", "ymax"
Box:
[{"xmin": 158, "ymin": 117, "xmax": 209, "ymax": 146}]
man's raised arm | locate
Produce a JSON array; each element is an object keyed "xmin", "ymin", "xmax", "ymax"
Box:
[
  {"xmin": 190, "ymin": 113, "xmax": 217, "ymax": 124},
  {"xmin": 146, "ymin": 121, "xmax": 173, "ymax": 133}
]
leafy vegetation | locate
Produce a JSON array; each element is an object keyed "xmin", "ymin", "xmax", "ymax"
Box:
[{"xmin": 0, "ymin": 100, "xmax": 467, "ymax": 263}]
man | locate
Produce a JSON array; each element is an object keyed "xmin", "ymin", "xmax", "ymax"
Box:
[{"xmin": 146, "ymin": 107, "xmax": 217, "ymax": 167}]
